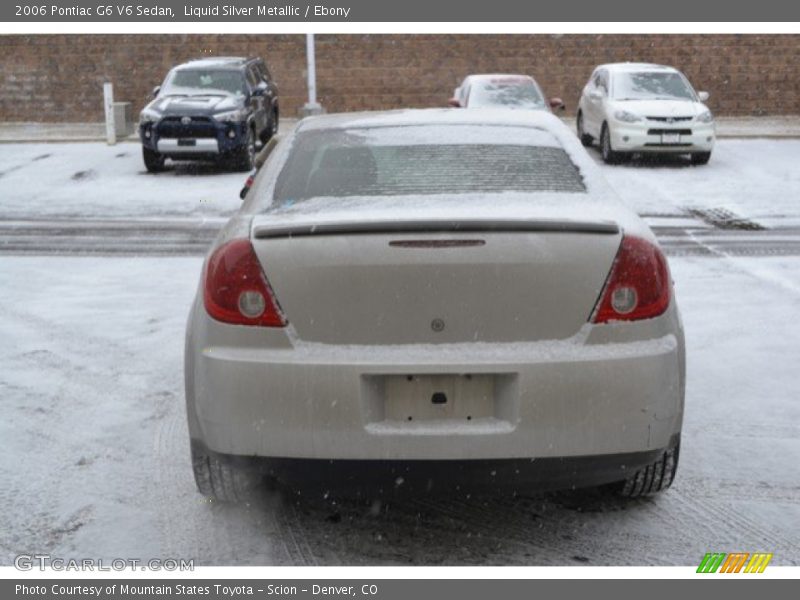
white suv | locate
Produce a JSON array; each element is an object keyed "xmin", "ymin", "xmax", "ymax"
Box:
[{"xmin": 576, "ymin": 63, "xmax": 715, "ymax": 165}]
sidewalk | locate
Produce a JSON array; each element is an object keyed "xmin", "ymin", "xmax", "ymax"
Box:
[{"xmin": 0, "ymin": 116, "xmax": 799, "ymax": 143}]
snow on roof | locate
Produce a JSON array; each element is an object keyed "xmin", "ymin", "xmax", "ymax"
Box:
[
  {"xmin": 600, "ymin": 62, "xmax": 679, "ymax": 73},
  {"xmin": 297, "ymin": 107, "xmax": 564, "ymax": 132},
  {"xmin": 294, "ymin": 109, "xmax": 613, "ymax": 193},
  {"xmin": 295, "ymin": 110, "xmax": 592, "ymax": 170},
  {"xmin": 464, "ymin": 73, "xmax": 536, "ymax": 82},
  {"xmin": 178, "ymin": 57, "xmax": 249, "ymax": 70}
]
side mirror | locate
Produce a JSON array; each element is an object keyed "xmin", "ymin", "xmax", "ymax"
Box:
[
  {"xmin": 589, "ymin": 90, "xmax": 603, "ymax": 101},
  {"xmin": 151, "ymin": 85, "xmax": 161, "ymax": 98},
  {"xmin": 448, "ymin": 97, "xmax": 462, "ymax": 108},
  {"xmin": 253, "ymin": 81, "xmax": 268, "ymax": 96},
  {"xmin": 697, "ymin": 91, "xmax": 710, "ymax": 102},
  {"xmin": 549, "ymin": 97, "xmax": 566, "ymax": 111}
]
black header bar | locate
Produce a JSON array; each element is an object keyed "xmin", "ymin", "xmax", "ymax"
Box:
[{"xmin": 3, "ymin": 0, "xmax": 800, "ymax": 22}]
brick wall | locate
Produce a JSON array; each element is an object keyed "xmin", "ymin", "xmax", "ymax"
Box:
[{"xmin": 1, "ymin": 34, "xmax": 798, "ymax": 122}]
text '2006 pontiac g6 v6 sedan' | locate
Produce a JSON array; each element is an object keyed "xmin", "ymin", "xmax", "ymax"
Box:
[{"xmin": 184, "ymin": 109, "xmax": 685, "ymax": 502}]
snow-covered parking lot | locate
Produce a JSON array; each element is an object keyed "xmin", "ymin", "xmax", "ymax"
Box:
[{"xmin": 1, "ymin": 139, "xmax": 799, "ymax": 565}]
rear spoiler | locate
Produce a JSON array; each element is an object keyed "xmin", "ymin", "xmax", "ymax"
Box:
[{"xmin": 253, "ymin": 219, "xmax": 619, "ymax": 239}]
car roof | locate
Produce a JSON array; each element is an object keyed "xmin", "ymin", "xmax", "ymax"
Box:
[
  {"xmin": 295, "ymin": 108, "xmax": 565, "ymax": 134},
  {"xmin": 175, "ymin": 57, "xmax": 259, "ymax": 71},
  {"xmin": 252, "ymin": 110, "xmax": 649, "ymax": 239},
  {"xmin": 598, "ymin": 62, "xmax": 679, "ymax": 73},
  {"xmin": 464, "ymin": 73, "xmax": 537, "ymax": 84}
]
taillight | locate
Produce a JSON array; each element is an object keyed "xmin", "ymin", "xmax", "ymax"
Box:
[
  {"xmin": 591, "ymin": 236, "xmax": 671, "ymax": 323},
  {"xmin": 203, "ymin": 238, "xmax": 286, "ymax": 327}
]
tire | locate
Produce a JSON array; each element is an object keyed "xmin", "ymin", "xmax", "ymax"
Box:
[
  {"xmin": 690, "ymin": 152, "xmax": 711, "ymax": 165},
  {"xmin": 191, "ymin": 444, "xmax": 260, "ymax": 503},
  {"xmin": 600, "ymin": 123, "xmax": 626, "ymax": 164},
  {"xmin": 577, "ymin": 112, "xmax": 593, "ymax": 147},
  {"xmin": 616, "ymin": 438, "xmax": 680, "ymax": 498},
  {"xmin": 142, "ymin": 146, "xmax": 165, "ymax": 173},
  {"xmin": 231, "ymin": 126, "xmax": 256, "ymax": 172},
  {"xmin": 270, "ymin": 107, "xmax": 279, "ymax": 137}
]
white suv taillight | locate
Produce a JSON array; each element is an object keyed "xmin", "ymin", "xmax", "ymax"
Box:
[
  {"xmin": 203, "ymin": 239, "xmax": 286, "ymax": 327},
  {"xmin": 591, "ymin": 236, "xmax": 671, "ymax": 323}
]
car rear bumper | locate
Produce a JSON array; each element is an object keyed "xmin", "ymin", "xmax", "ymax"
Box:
[
  {"xmin": 611, "ymin": 121, "xmax": 715, "ymax": 153},
  {"xmin": 186, "ymin": 303, "xmax": 685, "ymax": 463},
  {"xmin": 193, "ymin": 437, "xmax": 679, "ymax": 494}
]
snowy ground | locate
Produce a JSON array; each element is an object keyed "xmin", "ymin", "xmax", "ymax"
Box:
[
  {"xmin": 1, "ymin": 254, "xmax": 798, "ymax": 566},
  {"xmin": 596, "ymin": 140, "xmax": 800, "ymax": 229},
  {"xmin": 1, "ymin": 139, "xmax": 799, "ymax": 565},
  {"xmin": 0, "ymin": 142, "xmax": 243, "ymax": 220}
]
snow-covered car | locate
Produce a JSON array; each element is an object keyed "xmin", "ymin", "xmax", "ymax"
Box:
[
  {"xmin": 185, "ymin": 109, "xmax": 685, "ymax": 502},
  {"xmin": 449, "ymin": 74, "xmax": 565, "ymax": 111},
  {"xmin": 576, "ymin": 63, "xmax": 715, "ymax": 165},
  {"xmin": 138, "ymin": 57, "xmax": 279, "ymax": 173}
]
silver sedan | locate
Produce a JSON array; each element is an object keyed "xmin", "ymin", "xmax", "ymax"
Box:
[{"xmin": 185, "ymin": 109, "xmax": 685, "ymax": 501}]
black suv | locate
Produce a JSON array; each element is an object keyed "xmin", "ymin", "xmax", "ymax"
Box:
[{"xmin": 138, "ymin": 57, "xmax": 279, "ymax": 172}]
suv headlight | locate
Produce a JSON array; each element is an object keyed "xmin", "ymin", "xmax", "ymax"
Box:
[
  {"xmin": 213, "ymin": 109, "xmax": 248, "ymax": 123},
  {"xmin": 614, "ymin": 110, "xmax": 642, "ymax": 123},
  {"xmin": 696, "ymin": 110, "xmax": 714, "ymax": 123},
  {"xmin": 139, "ymin": 109, "xmax": 160, "ymax": 124}
]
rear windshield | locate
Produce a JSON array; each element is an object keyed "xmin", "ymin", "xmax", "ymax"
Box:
[
  {"xmin": 612, "ymin": 71, "xmax": 695, "ymax": 101},
  {"xmin": 273, "ymin": 125, "xmax": 585, "ymax": 204},
  {"xmin": 469, "ymin": 79, "xmax": 545, "ymax": 109},
  {"xmin": 162, "ymin": 69, "xmax": 245, "ymax": 96}
]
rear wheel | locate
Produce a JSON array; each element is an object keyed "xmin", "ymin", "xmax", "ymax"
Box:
[
  {"xmin": 260, "ymin": 108, "xmax": 279, "ymax": 144},
  {"xmin": 191, "ymin": 444, "xmax": 260, "ymax": 503},
  {"xmin": 577, "ymin": 112, "xmax": 593, "ymax": 147},
  {"xmin": 615, "ymin": 438, "xmax": 680, "ymax": 498},
  {"xmin": 142, "ymin": 146, "xmax": 165, "ymax": 173},
  {"xmin": 231, "ymin": 127, "xmax": 256, "ymax": 171},
  {"xmin": 690, "ymin": 151, "xmax": 711, "ymax": 165},
  {"xmin": 600, "ymin": 123, "xmax": 626, "ymax": 165}
]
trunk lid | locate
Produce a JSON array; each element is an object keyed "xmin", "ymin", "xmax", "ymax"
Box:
[{"xmin": 251, "ymin": 216, "xmax": 622, "ymax": 345}]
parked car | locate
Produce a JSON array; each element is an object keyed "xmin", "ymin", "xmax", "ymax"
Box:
[
  {"xmin": 185, "ymin": 109, "xmax": 685, "ymax": 502},
  {"xmin": 138, "ymin": 56, "xmax": 279, "ymax": 172},
  {"xmin": 449, "ymin": 74, "xmax": 564, "ymax": 111},
  {"xmin": 576, "ymin": 62, "xmax": 715, "ymax": 165}
]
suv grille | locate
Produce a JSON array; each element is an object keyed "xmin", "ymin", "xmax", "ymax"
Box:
[{"xmin": 157, "ymin": 116, "xmax": 217, "ymax": 138}]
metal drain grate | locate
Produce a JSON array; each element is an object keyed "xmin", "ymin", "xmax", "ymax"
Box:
[{"xmin": 687, "ymin": 207, "xmax": 766, "ymax": 231}]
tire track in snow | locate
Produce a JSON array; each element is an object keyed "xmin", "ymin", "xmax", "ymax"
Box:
[
  {"xmin": 271, "ymin": 495, "xmax": 326, "ymax": 565},
  {"xmin": 662, "ymin": 483, "xmax": 800, "ymax": 564},
  {"xmin": 680, "ymin": 476, "xmax": 800, "ymax": 505},
  {"xmin": 261, "ymin": 490, "xmax": 663, "ymax": 566}
]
